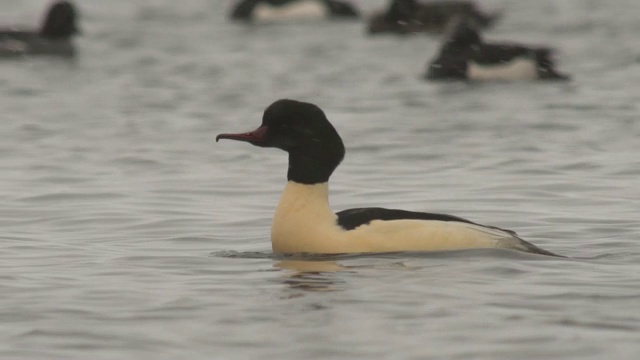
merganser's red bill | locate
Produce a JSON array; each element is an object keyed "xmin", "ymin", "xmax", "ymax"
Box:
[{"xmin": 216, "ymin": 126, "xmax": 268, "ymax": 145}]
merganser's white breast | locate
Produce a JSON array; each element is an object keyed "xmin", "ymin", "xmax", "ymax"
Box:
[
  {"xmin": 254, "ymin": 0, "xmax": 329, "ymax": 22},
  {"xmin": 468, "ymin": 58, "xmax": 538, "ymax": 81},
  {"xmin": 271, "ymin": 181, "xmax": 529, "ymax": 254}
]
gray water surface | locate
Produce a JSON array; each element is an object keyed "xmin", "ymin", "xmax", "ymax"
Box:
[{"xmin": 2, "ymin": 0, "xmax": 640, "ymax": 359}]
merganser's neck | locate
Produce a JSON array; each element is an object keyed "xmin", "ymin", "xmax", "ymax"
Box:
[{"xmin": 287, "ymin": 152, "xmax": 340, "ymax": 184}]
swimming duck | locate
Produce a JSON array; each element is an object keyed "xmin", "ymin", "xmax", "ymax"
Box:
[
  {"xmin": 230, "ymin": 0, "xmax": 359, "ymax": 22},
  {"xmin": 426, "ymin": 17, "xmax": 570, "ymax": 81},
  {"xmin": 367, "ymin": 0, "xmax": 499, "ymax": 35},
  {"xmin": 0, "ymin": 1, "xmax": 79, "ymax": 57},
  {"xmin": 217, "ymin": 99, "xmax": 559, "ymax": 256}
]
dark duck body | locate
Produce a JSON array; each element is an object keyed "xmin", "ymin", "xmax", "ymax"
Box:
[
  {"xmin": 426, "ymin": 17, "xmax": 570, "ymax": 81},
  {"xmin": 367, "ymin": 0, "xmax": 500, "ymax": 35},
  {"xmin": 217, "ymin": 99, "xmax": 560, "ymax": 256},
  {"xmin": 0, "ymin": 1, "xmax": 79, "ymax": 58}
]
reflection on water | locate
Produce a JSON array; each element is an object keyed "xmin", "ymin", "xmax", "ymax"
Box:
[
  {"xmin": 276, "ymin": 259, "xmax": 347, "ymax": 273},
  {"xmin": 276, "ymin": 260, "xmax": 347, "ymax": 292}
]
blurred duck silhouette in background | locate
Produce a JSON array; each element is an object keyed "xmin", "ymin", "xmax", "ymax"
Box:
[
  {"xmin": 0, "ymin": 1, "xmax": 79, "ymax": 58},
  {"xmin": 426, "ymin": 16, "xmax": 570, "ymax": 81},
  {"xmin": 368, "ymin": 0, "xmax": 499, "ymax": 35},
  {"xmin": 230, "ymin": 0, "xmax": 359, "ymax": 23}
]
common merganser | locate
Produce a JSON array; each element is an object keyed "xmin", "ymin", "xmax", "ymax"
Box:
[
  {"xmin": 217, "ymin": 99, "xmax": 559, "ymax": 256},
  {"xmin": 426, "ymin": 17, "xmax": 570, "ymax": 81},
  {"xmin": 0, "ymin": 1, "xmax": 79, "ymax": 58}
]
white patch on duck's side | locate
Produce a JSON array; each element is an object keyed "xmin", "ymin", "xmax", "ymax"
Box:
[
  {"xmin": 271, "ymin": 181, "xmax": 530, "ymax": 254},
  {"xmin": 254, "ymin": 0, "xmax": 329, "ymax": 22},
  {"xmin": 468, "ymin": 57, "xmax": 538, "ymax": 81}
]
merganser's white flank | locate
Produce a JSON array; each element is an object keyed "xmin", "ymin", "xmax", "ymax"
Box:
[
  {"xmin": 468, "ymin": 58, "xmax": 538, "ymax": 81},
  {"xmin": 272, "ymin": 182, "xmax": 528, "ymax": 253},
  {"xmin": 230, "ymin": 0, "xmax": 359, "ymax": 22},
  {"xmin": 254, "ymin": 0, "xmax": 328, "ymax": 22},
  {"xmin": 217, "ymin": 99, "xmax": 559, "ymax": 256}
]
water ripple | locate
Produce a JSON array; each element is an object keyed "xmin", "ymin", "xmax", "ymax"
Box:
[{"xmin": 1, "ymin": 0, "xmax": 640, "ymax": 359}]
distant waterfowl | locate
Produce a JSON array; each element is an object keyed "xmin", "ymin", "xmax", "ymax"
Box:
[
  {"xmin": 0, "ymin": 1, "xmax": 79, "ymax": 57},
  {"xmin": 217, "ymin": 99, "xmax": 560, "ymax": 256},
  {"xmin": 367, "ymin": 0, "xmax": 499, "ymax": 35},
  {"xmin": 426, "ymin": 17, "xmax": 570, "ymax": 81},
  {"xmin": 230, "ymin": 0, "xmax": 359, "ymax": 22}
]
